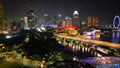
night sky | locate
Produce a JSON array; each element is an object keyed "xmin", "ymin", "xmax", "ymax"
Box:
[{"xmin": 4, "ymin": 0, "xmax": 120, "ymax": 25}]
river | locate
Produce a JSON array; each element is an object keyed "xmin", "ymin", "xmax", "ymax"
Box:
[{"xmin": 100, "ymin": 31, "xmax": 120, "ymax": 44}]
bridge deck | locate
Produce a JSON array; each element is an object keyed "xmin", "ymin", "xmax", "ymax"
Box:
[{"xmin": 56, "ymin": 35, "xmax": 120, "ymax": 48}]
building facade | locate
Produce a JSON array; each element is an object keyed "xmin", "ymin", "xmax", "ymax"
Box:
[
  {"xmin": 72, "ymin": 10, "xmax": 80, "ymax": 29},
  {"xmin": 65, "ymin": 16, "xmax": 72, "ymax": 26},
  {"xmin": 0, "ymin": 0, "xmax": 4, "ymax": 30},
  {"xmin": 27, "ymin": 9, "xmax": 37, "ymax": 29},
  {"xmin": 0, "ymin": 0, "xmax": 3, "ymax": 17},
  {"xmin": 87, "ymin": 16, "xmax": 99, "ymax": 27}
]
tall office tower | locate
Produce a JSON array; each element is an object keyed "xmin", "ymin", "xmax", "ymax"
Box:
[
  {"xmin": 87, "ymin": 17, "xmax": 99, "ymax": 27},
  {"xmin": 93, "ymin": 17, "xmax": 99, "ymax": 27},
  {"xmin": 0, "ymin": 0, "xmax": 4, "ymax": 30},
  {"xmin": 0, "ymin": 0, "xmax": 3, "ymax": 17},
  {"xmin": 44, "ymin": 13, "xmax": 51, "ymax": 24},
  {"xmin": 24, "ymin": 16, "xmax": 28, "ymax": 29},
  {"xmin": 27, "ymin": 8, "xmax": 37, "ymax": 28},
  {"xmin": 65, "ymin": 16, "xmax": 72, "ymax": 26},
  {"xmin": 87, "ymin": 17, "xmax": 93, "ymax": 27},
  {"xmin": 61, "ymin": 20, "xmax": 66, "ymax": 26},
  {"xmin": 73, "ymin": 10, "xmax": 80, "ymax": 29},
  {"xmin": 19, "ymin": 18, "xmax": 24, "ymax": 29},
  {"xmin": 56, "ymin": 13, "xmax": 63, "ymax": 26},
  {"xmin": 57, "ymin": 20, "xmax": 64, "ymax": 26}
]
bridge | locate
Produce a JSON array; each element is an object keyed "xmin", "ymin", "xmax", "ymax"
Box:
[
  {"xmin": 55, "ymin": 34, "xmax": 120, "ymax": 57},
  {"xmin": 56, "ymin": 34, "xmax": 120, "ymax": 48},
  {"xmin": 12, "ymin": 30, "xmax": 120, "ymax": 57}
]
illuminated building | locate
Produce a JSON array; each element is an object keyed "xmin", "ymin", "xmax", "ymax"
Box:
[
  {"xmin": 93, "ymin": 17, "xmax": 99, "ymax": 27},
  {"xmin": 27, "ymin": 8, "xmax": 37, "ymax": 29},
  {"xmin": 57, "ymin": 20, "xmax": 65, "ymax": 26},
  {"xmin": 24, "ymin": 16, "xmax": 28, "ymax": 29},
  {"xmin": 81, "ymin": 21, "xmax": 87, "ymax": 30},
  {"xmin": 56, "ymin": 13, "xmax": 64, "ymax": 26},
  {"xmin": 0, "ymin": 0, "xmax": 3, "ymax": 17},
  {"xmin": 65, "ymin": 16, "xmax": 72, "ymax": 26},
  {"xmin": 19, "ymin": 16, "xmax": 29, "ymax": 30},
  {"xmin": 19, "ymin": 18, "xmax": 24, "ymax": 29},
  {"xmin": 73, "ymin": 10, "xmax": 80, "ymax": 29},
  {"xmin": 4, "ymin": 19, "xmax": 11, "ymax": 31},
  {"xmin": 0, "ymin": 0, "xmax": 4, "ymax": 30},
  {"xmin": 87, "ymin": 17, "xmax": 92, "ymax": 27},
  {"xmin": 44, "ymin": 13, "xmax": 51, "ymax": 24},
  {"xmin": 0, "ymin": 0, "xmax": 11, "ymax": 31},
  {"xmin": 87, "ymin": 17, "xmax": 99, "ymax": 27}
]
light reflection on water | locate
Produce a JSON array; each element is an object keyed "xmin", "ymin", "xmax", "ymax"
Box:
[
  {"xmin": 100, "ymin": 31, "xmax": 120, "ymax": 44},
  {"xmin": 112, "ymin": 32, "xmax": 120, "ymax": 44}
]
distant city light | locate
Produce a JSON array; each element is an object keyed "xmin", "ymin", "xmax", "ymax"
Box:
[
  {"xmin": 58, "ymin": 14, "xmax": 62, "ymax": 17},
  {"xmin": 41, "ymin": 24, "xmax": 57, "ymax": 28},
  {"xmin": 65, "ymin": 16, "xmax": 71, "ymax": 19},
  {"xmin": 73, "ymin": 10, "xmax": 79, "ymax": 15},
  {"xmin": 40, "ymin": 27, "xmax": 46, "ymax": 31},
  {"xmin": 44, "ymin": 14, "xmax": 48, "ymax": 16},
  {"xmin": 6, "ymin": 35, "xmax": 12, "ymax": 39}
]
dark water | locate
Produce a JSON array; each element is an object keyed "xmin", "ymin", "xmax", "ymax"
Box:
[
  {"xmin": 100, "ymin": 31, "xmax": 120, "ymax": 44},
  {"xmin": 112, "ymin": 32, "xmax": 120, "ymax": 44}
]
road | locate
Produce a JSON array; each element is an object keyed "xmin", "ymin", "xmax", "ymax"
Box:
[{"xmin": 56, "ymin": 34, "xmax": 120, "ymax": 48}]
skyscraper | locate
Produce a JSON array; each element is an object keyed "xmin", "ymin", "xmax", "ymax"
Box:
[
  {"xmin": 0, "ymin": 0, "xmax": 4, "ymax": 30},
  {"xmin": 93, "ymin": 17, "xmax": 99, "ymax": 27},
  {"xmin": 27, "ymin": 8, "xmax": 37, "ymax": 29},
  {"xmin": 0, "ymin": 0, "xmax": 3, "ymax": 17},
  {"xmin": 87, "ymin": 17, "xmax": 93, "ymax": 27},
  {"xmin": 44, "ymin": 13, "xmax": 51, "ymax": 24},
  {"xmin": 72, "ymin": 10, "xmax": 80, "ymax": 29},
  {"xmin": 87, "ymin": 16, "xmax": 99, "ymax": 27},
  {"xmin": 65, "ymin": 16, "xmax": 72, "ymax": 26}
]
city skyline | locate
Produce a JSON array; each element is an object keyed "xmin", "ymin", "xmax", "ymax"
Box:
[{"xmin": 4, "ymin": 0, "xmax": 120, "ymax": 25}]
